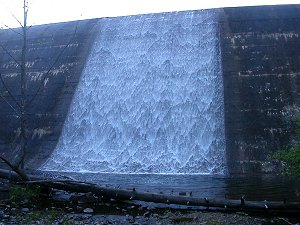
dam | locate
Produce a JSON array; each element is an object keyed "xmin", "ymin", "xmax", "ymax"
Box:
[{"xmin": 0, "ymin": 4, "xmax": 300, "ymax": 175}]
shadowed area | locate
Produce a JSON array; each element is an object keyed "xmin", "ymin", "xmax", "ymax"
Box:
[{"xmin": 0, "ymin": 19, "xmax": 98, "ymax": 169}]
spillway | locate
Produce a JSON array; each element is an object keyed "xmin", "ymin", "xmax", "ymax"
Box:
[{"xmin": 42, "ymin": 9, "xmax": 226, "ymax": 174}]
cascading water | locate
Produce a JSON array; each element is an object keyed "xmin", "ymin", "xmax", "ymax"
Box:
[{"xmin": 42, "ymin": 9, "xmax": 227, "ymax": 174}]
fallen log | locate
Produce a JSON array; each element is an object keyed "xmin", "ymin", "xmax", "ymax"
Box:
[
  {"xmin": 0, "ymin": 156, "xmax": 29, "ymax": 181},
  {"xmin": 0, "ymin": 168, "xmax": 41, "ymax": 182},
  {"xmin": 1, "ymin": 168, "xmax": 300, "ymax": 212}
]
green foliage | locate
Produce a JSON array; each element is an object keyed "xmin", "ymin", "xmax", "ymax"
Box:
[
  {"xmin": 21, "ymin": 209, "xmax": 65, "ymax": 225},
  {"xmin": 271, "ymin": 114, "xmax": 300, "ymax": 177},
  {"xmin": 271, "ymin": 146, "xmax": 300, "ymax": 176},
  {"xmin": 22, "ymin": 211, "xmax": 43, "ymax": 224},
  {"xmin": 9, "ymin": 185, "xmax": 41, "ymax": 200}
]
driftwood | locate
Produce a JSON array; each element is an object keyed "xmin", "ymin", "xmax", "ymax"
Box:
[{"xmin": 1, "ymin": 168, "xmax": 300, "ymax": 212}]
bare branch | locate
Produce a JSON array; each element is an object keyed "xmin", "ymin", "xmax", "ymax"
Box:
[
  {"xmin": 27, "ymin": 21, "xmax": 79, "ymax": 107},
  {"xmin": 15, "ymin": 149, "xmax": 25, "ymax": 168},
  {"xmin": 0, "ymin": 72, "xmax": 21, "ymax": 109},
  {"xmin": 0, "ymin": 1, "xmax": 23, "ymax": 28},
  {"xmin": 9, "ymin": 10, "xmax": 23, "ymax": 28},
  {"xmin": 1, "ymin": 23, "xmax": 23, "ymax": 36},
  {"xmin": 27, "ymin": 25, "xmax": 33, "ymax": 30},
  {"xmin": 0, "ymin": 94, "xmax": 21, "ymax": 117},
  {"xmin": 0, "ymin": 156, "xmax": 29, "ymax": 181},
  {"xmin": 0, "ymin": 156, "xmax": 16, "ymax": 171},
  {"xmin": 0, "ymin": 44, "xmax": 21, "ymax": 67}
]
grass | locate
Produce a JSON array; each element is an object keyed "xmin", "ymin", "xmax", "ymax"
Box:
[{"xmin": 9, "ymin": 185, "xmax": 41, "ymax": 200}]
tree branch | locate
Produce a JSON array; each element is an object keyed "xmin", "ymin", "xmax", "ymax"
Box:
[
  {"xmin": 27, "ymin": 21, "xmax": 79, "ymax": 107},
  {"xmin": 27, "ymin": 25, "xmax": 33, "ymax": 30},
  {"xmin": 0, "ymin": 72, "xmax": 21, "ymax": 109},
  {"xmin": 9, "ymin": 10, "xmax": 23, "ymax": 28},
  {"xmin": 0, "ymin": 156, "xmax": 28, "ymax": 181},
  {"xmin": 0, "ymin": 94, "xmax": 20, "ymax": 117},
  {"xmin": 0, "ymin": 44, "xmax": 21, "ymax": 68},
  {"xmin": 0, "ymin": 23, "xmax": 23, "ymax": 36}
]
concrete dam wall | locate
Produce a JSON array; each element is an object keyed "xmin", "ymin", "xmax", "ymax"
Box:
[
  {"xmin": 0, "ymin": 19, "xmax": 98, "ymax": 168},
  {"xmin": 0, "ymin": 4, "xmax": 299, "ymax": 174},
  {"xmin": 220, "ymin": 5, "xmax": 300, "ymax": 173}
]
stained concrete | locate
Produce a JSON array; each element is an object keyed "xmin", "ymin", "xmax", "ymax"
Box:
[
  {"xmin": 0, "ymin": 19, "xmax": 98, "ymax": 168},
  {"xmin": 220, "ymin": 5, "xmax": 300, "ymax": 173}
]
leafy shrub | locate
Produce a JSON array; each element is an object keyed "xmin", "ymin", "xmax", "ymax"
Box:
[
  {"xmin": 271, "ymin": 146, "xmax": 300, "ymax": 176},
  {"xmin": 271, "ymin": 115, "xmax": 300, "ymax": 177}
]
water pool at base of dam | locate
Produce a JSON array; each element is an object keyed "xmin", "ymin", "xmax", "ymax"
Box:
[{"xmin": 40, "ymin": 172, "xmax": 300, "ymax": 202}]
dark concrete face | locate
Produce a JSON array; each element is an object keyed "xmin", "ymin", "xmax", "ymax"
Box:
[
  {"xmin": 220, "ymin": 5, "xmax": 300, "ymax": 174},
  {"xmin": 0, "ymin": 19, "xmax": 98, "ymax": 168}
]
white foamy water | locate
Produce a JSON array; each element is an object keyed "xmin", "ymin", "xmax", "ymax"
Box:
[{"xmin": 42, "ymin": 10, "xmax": 226, "ymax": 174}]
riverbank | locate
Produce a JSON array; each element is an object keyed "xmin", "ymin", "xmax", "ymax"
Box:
[
  {"xmin": 1, "ymin": 200, "xmax": 297, "ymax": 225},
  {"xmin": 1, "ymin": 206, "xmax": 291, "ymax": 225}
]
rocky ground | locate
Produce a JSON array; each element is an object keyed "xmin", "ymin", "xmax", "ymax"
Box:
[
  {"xmin": 0, "ymin": 180, "xmax": 299, "ymax": 225},
  {"xmin": 1, "ymin": 202, "xmax": 298, "ymax": 225}
]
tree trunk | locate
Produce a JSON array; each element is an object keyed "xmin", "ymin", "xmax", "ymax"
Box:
[
  {"xmin": 0, "ymin": 158, "xmax": 29, "ymax": 181},
  {"xmin": 19, "ymin": 0, "xmax": 28, "ymax": 170},
  {"xmin": 0, "ymin": 169, "xmax": 299, "ymax": 213}
]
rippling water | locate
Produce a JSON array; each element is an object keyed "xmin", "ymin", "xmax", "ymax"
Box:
[{"xmin": 41, "ymin": 172, "xmax": 300, "ymax": 202}]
